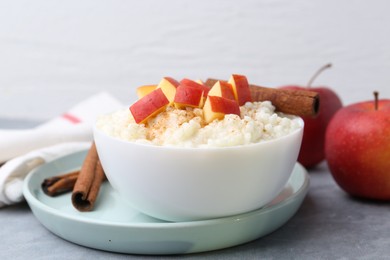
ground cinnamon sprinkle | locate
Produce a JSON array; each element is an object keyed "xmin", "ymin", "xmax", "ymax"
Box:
[{"xmin": 146, "ymin": 107, "xmax": 204, "ymax": 140}]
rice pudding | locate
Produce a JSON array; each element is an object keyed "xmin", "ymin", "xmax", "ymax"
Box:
[{"xmin": 96, "ymin": 101, "xmax": 301, "ymax": 148}]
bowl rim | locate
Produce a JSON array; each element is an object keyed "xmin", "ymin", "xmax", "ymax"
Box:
[{"xmin": 93, "ymin": 116, "xmax": 304, "ymax": 151}]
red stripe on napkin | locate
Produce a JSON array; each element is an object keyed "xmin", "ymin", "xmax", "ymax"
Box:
[{"xmin": 62, "ymin": 113, "xmax": 81, "ymax": 124}]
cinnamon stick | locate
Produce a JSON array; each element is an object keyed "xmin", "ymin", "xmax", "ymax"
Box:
[
  {"xmin": 205, "ymin": 78, "xmax": 320, "ymax": 117},
  {"xmin": 42, "ymin": 170, "xmax": 79, "ymax": 196},
  {"xmin": 71, "ymin": 142, "xmax": 106, "ymax": 212}
]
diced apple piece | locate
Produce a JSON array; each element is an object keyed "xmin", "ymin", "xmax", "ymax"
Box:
[
  {"xmin": 195, "ymin": 79, "xmax": 204, "ymax": 84},
  {"xmin": 130, "ymin": 88, "xmax": 169, "ymax": 124},
  {"xmin": 208, "ymin": 81, "xmax": 235, "ymax": 100},
  {"xmin": 203, "ymin": 95, "xmax": 240, "ymax": 123},
  {"xmin": 180, "ymin": 78, "xmax": 210, "ymax": 97},
  {"xmin": 228, "ymin": 74, "xmax": 252, "ymax": 106},
  {"xmin": 156, "ymin": 77, "xmax": 180, "ymax": 105},
  {"xmin": 174, "ymin": 85, "xmax": 204, "ymax": 108},
  {"xmin": 136, "ymin": 85, "xmax": 157, "ymax": 99}
]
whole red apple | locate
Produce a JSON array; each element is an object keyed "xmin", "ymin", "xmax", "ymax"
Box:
[
  {"xmin": 325, "ymin": 92, "xmax": 390, "ymax": 200},
  {"xmin": 280, "ymin": 64, "xmax": 343, "ymax": 168}
]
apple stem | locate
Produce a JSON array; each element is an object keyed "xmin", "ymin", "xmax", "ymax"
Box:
[
  {"xmin": 374, "ymin": 91, "xmax": 379, "ymax": 110},
  {"xmin": 307, "ymin": 63, "xmax": 332, "ymax": 87}
]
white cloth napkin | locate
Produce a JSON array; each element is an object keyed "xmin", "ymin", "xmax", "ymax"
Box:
[
  {"xmin": 0, "ymin": 92, "xmax": 124, "ymax": 163},
  {"xmin": 0, "ymin": 92, "xmax": 125, "ymax": 207},
  {"xmin": 0, "ymin": 142, "xmax": 91, "ymax": 207}
]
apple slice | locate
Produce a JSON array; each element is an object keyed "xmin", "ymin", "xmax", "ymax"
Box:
[
  {"xmin": 136, "ymin": 85, "xmax": 157, "ymax": 99},
  {"xmin": 156, "ymin": 77, "xmax": 180, "ymax": 105},
  {"xmin": 203, "ymin": 95, "xmax": 240, "ymax": 123},
  {"xmin": 174, "ymin": 85, "xmax": 204, "ymax": 108},
  {"xmin": 208, "ymin": 81, "xmax": 235, "ymax": 100},
  {"xmin": 156, "ymin": 77, "xmax": 180, "ymax": 104},
  {"xmin": 180, "ymin": 78, "xmax": 211, "ymax": 97},
  {"xmin": 130, "ymin": 88, "xmax": 169, "ymax": 124},
  {"xmin": 228, "ymin": 74, "xmax": 252, "ymax": 106}
]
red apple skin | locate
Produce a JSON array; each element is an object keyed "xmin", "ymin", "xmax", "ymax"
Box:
[
  {"xmin": 217, "ymin": 81, "xmax": 235, "ymax": 100},
  {"xmin": 174, "ymin": 85, "xmax": 204, "ymax": 107},
  {"xmin": 325, "ymin": 99, "xmax": 390, "ymax": 200},
  {"xmin": 203, "ymin": 95, "xmax": 240, "ymax": 123},
  {"xmin": 130, "ymin": 88, "xmax": 169, "ymax": 124},
  {"xmin": 228, "ymin": 74, "xmax": 252, "ymax": 106},
  {"xmin": 208, "ymin": 95, "xmax": 240, "ymax": 115},
  {"xmin": 280, "ymin": 86, "xmax": 343, "ymax": 168},
  {"xmin": 208, "ymin": 81, "xmax": 235, "ymax": 100},
  {"xmin": 164, "ymin": 77, "xmax": 180, "ymax": 87},
  {"xmin": 180, "ymin": 78, "xmax": 210, "ymax": 97}
]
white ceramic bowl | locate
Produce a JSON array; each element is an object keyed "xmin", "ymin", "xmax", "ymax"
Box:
[{"xmin": 94, "ymin": 118, "xmax": 303, "ymax": 222}]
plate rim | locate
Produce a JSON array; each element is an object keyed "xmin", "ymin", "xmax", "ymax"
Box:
[{"xmin": 23, "ymin": 150, "xmax": 309, "ymax": 229}]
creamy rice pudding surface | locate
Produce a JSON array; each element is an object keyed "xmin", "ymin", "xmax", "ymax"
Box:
[{"xmin": 96, "ymin": 101, "xmax": 301, "ymax": 148}]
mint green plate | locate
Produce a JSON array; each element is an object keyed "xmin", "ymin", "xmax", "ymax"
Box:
[{"xmin": 23, "ymin": 150, "xmax": 309, "ymax": 255}]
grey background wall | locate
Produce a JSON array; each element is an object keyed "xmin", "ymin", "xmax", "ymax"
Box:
[{"xmin": 1, "ymin": 0, "xmax": 389, "ymax": 120}]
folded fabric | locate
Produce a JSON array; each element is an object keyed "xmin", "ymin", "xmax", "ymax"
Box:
[
  {"xmin": 0, "ymin": 124, "xmax": 92, "ymax": 165},
  {"xmin": 0, "ymin": 92, "xmax": 124, "ymax": 163},
  {"xmin": 0, "ymin": 142, "xmax": 91, "ymax": 207},
  {"xmin": 0, "ymin": 92, "xmax": 125, "ymax": 207}
]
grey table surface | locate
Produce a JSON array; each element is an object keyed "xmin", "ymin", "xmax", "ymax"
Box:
[{"xmin": 1, "ymin": 118, "xmax": 389, "ymax": 260}]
